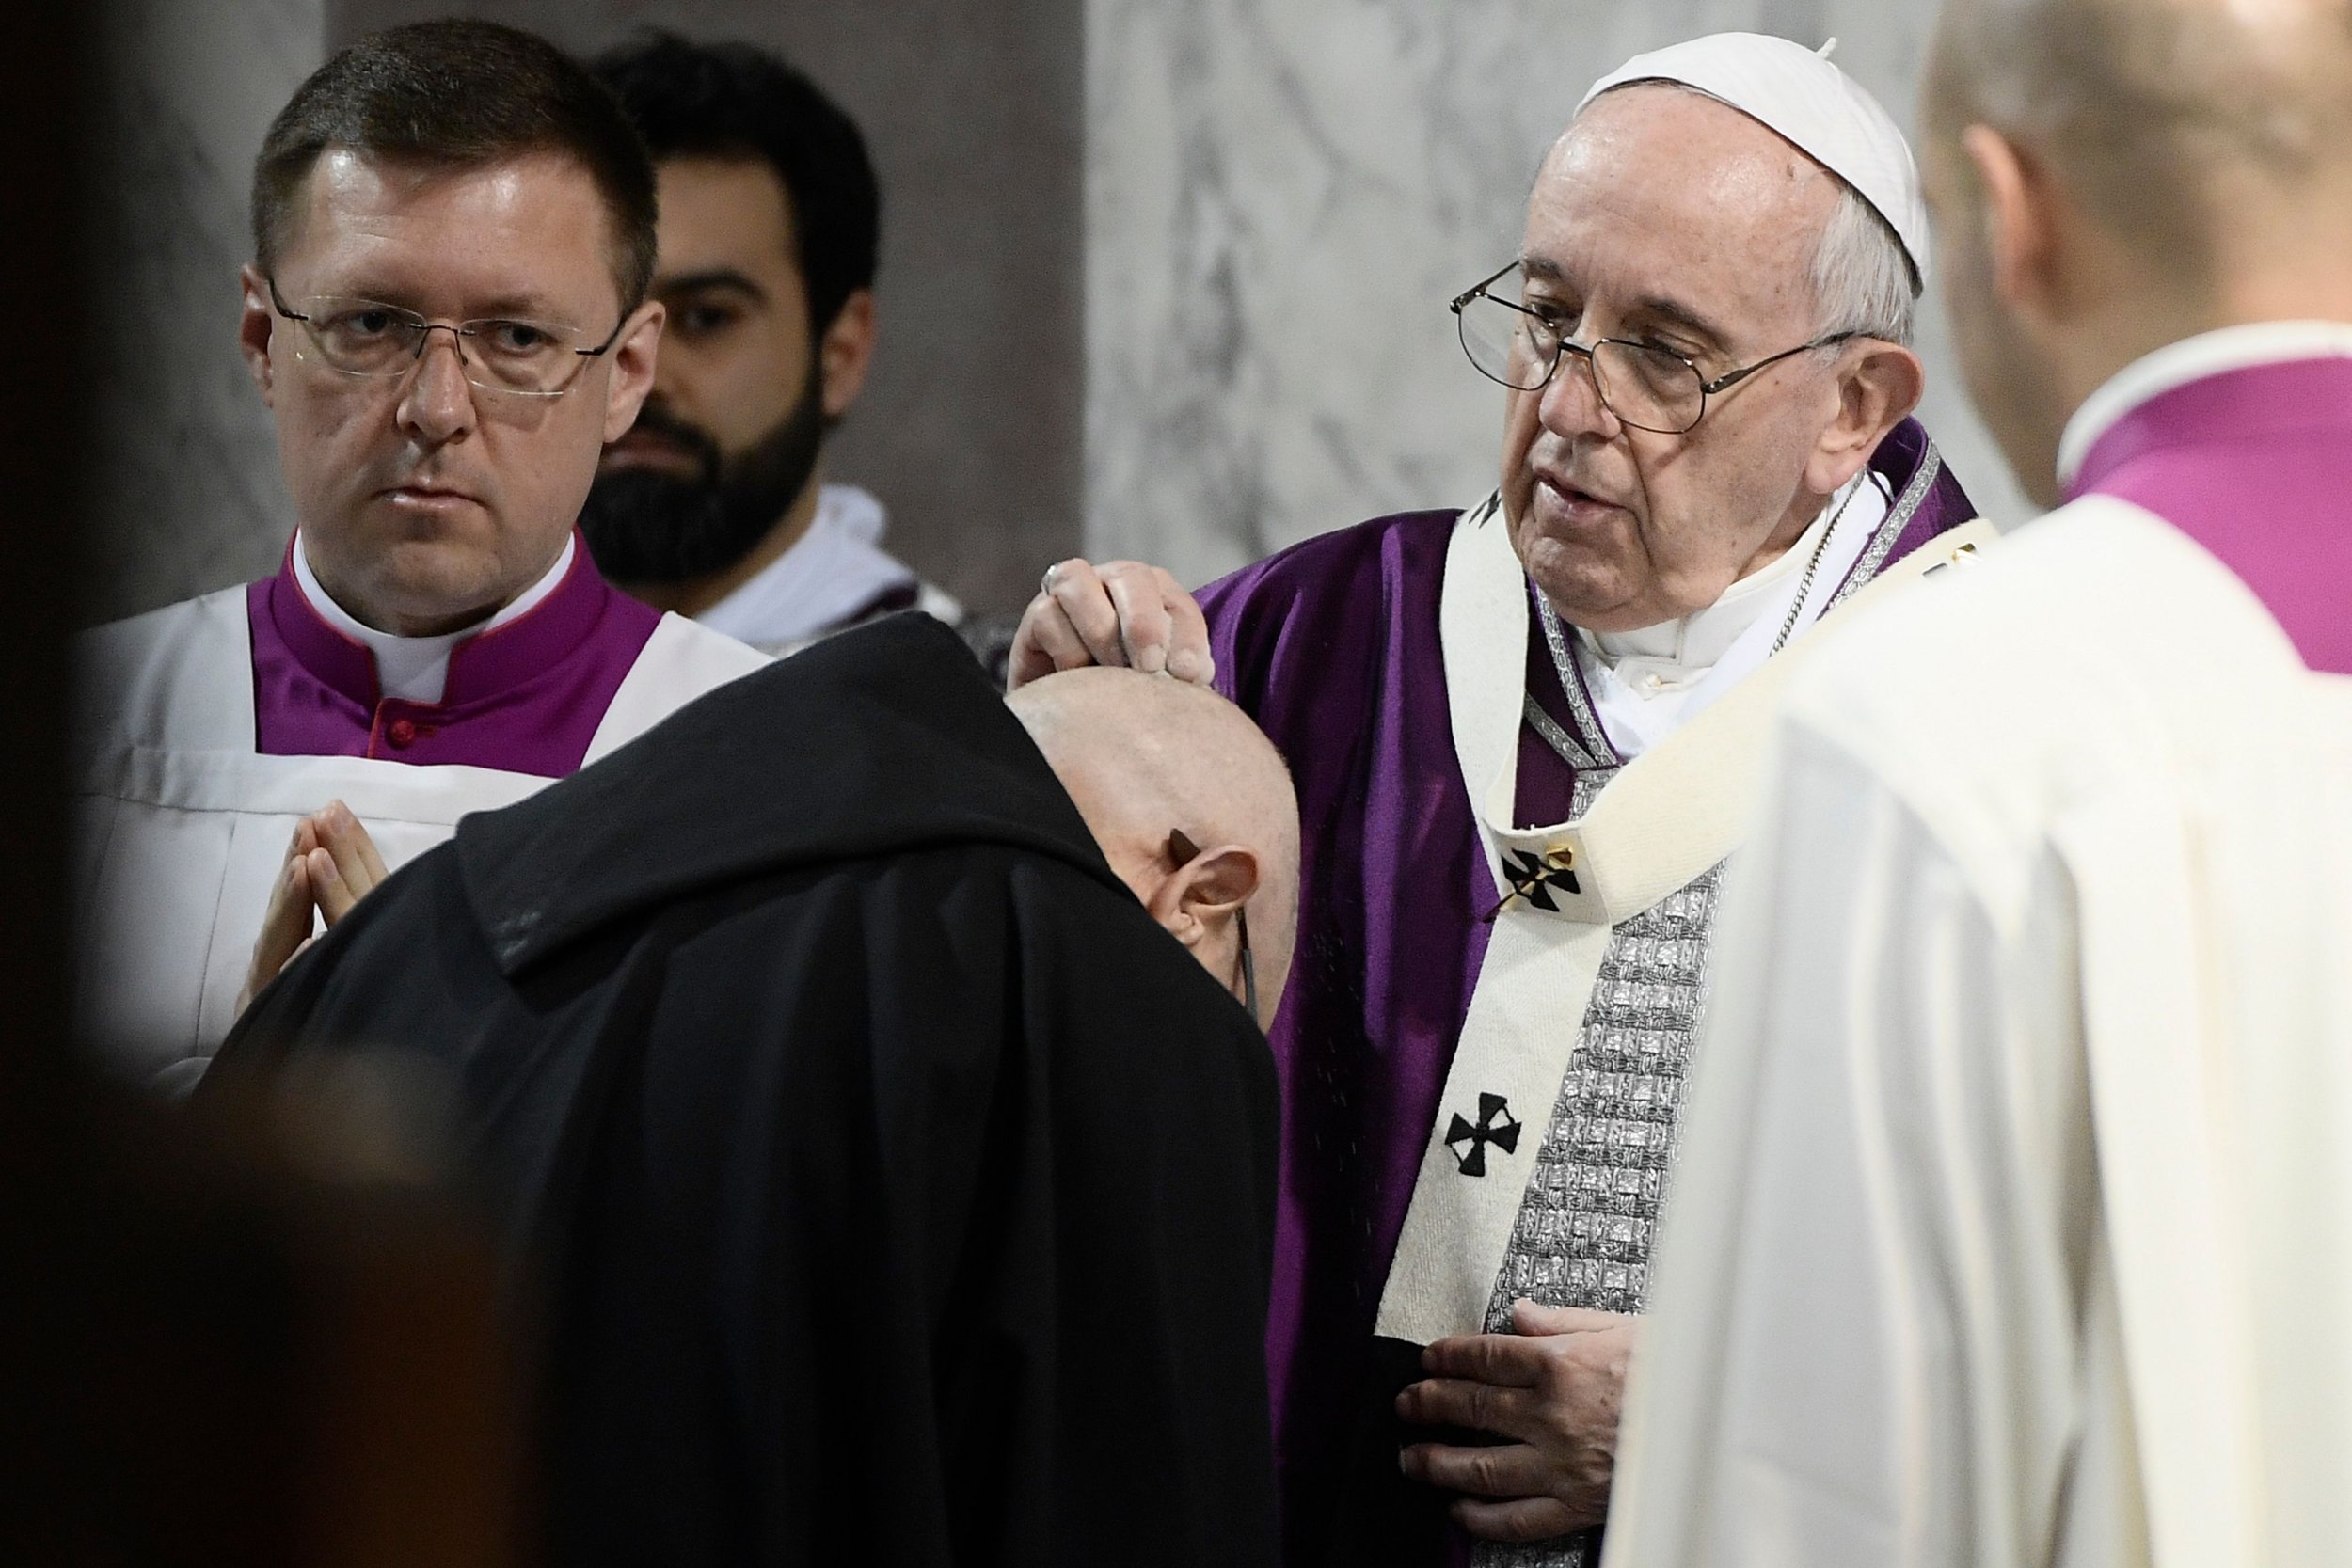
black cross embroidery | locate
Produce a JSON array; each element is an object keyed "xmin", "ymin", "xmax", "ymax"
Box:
[
  {"xmin": 1444, "ymin": 1092, "xmax": 1522, "ymax": 1178},
  {"xmin": 1481, "ymin": 847, "xmax": 1581, "ymax": 922}
]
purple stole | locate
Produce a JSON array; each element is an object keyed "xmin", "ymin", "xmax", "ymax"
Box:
[
  {"xmin": 1198, "ymin": 418, "xmax": 1976, "ymax": 1564},
  {"xmin": 247, "ymin": 533, "xmax": 661, "ymax": 777},
  {"xmin": 2069, "ymin": 355, "xmax": 2352, "ymax": 676}
]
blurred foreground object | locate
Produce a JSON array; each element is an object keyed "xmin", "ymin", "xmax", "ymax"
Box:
[
  {"xmin": 4, "ymin": 10, "xmax": 529, "ymax": 1564},
  {"xmin": 6, "ymin": 1077, "xmax": 530, "ymax": 1566}
]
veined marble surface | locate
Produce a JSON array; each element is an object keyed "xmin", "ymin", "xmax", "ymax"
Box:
[
  {"xmin": 1085, "ymin": 0, "xmax": 2034, "ymax": 587},
  {"xmin": 87, "ymin": 0, "xmax": 323, "ymax": 625}
]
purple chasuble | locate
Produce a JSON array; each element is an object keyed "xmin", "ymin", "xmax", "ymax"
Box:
[
  {"xmin": 1198, "ymin": 419, "xmax": 1975, "ymax": 1566},
  {"xmin": 248, "ymin": 533, "xmax": 661, "ymax": 777},
  {"xmin": 2068, "ymin": 355, "xmax": 2352, "ymax": 676}
]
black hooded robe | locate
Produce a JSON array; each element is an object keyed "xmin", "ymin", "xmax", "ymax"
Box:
[{"xmin": 213, "ymin": 614, "xmax": 1281, "ymax": 1568}]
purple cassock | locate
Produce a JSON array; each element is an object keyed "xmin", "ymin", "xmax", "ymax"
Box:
[
  {"xmin": 247, "ymin": 532, "xmax": 660, "ymax": 773},
  {"xmin": 1196, "ymin": 418, "xmax": 1975, "ymax": 1566},
  {"xmin": 2064, "ymin": 339, "xmax": 2352, "ymax": 677}
]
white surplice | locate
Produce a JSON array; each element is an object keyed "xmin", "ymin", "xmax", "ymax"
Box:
[
  {"xmin": 1601, "ymin": 498, "xmax": 2352, "ymax": 1568},
  {"xmin": 692, "ymin": 483, "xmax": 962, "ymax": 657},
  {"xmin": 1573, "ymin": 467, "xmax": 1890, "ymax": 758},
  {"xmin": 73, "ymin": 588, "xmax": 770, "ymax": 1090}
]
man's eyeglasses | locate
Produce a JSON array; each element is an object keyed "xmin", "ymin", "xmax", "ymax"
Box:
[
  {"xmin": 1449, "ymin": 261, "xmax": 1858, "ymax": 434},
  {"xmin": 267, "ymin": 277, "xmax": 626, "ymax": 399},
  {"xmin": 1168, "ymin": 830, "xmax": 1260, "ymax": 1022}
]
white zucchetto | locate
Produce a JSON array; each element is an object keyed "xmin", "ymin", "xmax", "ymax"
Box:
[{"xmin": 1578, "ymin": 33, "xmax": 1929, "ymax": 283}]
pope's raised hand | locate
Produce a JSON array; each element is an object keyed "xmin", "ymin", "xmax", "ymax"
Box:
[
  {"xmin": 1009, "ymin": 557, "xmax": 1216, "ymax": 690},
  {"xmin": 1394, "ymin": 1301, "xmax": 1638, "ymax": 1544},
  {"xmin": 236, "ymin": 800, "xmax": 390, "ymax": 1014}
]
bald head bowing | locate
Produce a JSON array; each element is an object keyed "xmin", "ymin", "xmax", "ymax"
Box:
[
  {"xmin": 1923, "ymin": 0, "xmax": 2352, "ymax": 501},
  {"xmin": 1009, "ymin": 668, "xmax": 1300, "ymax": 1027},
  {"xmin": 1930, "ymin": 0, "xmax": 2352, "ymax": 277}
]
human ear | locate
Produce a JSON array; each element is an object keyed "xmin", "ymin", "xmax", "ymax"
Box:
[
  {"xmin": 818, "ymin": 288, "xmax": 877, "ymax": 420},
  {"xmin": 1963, "ymin": 124, "xmax": 2063, "ymax": 328},
  {"xmin": 600, "ymin": 298, "xmax": 665, "ymax": 444},
  {"xmin": 1805, "ymin": 341, "xmax": 1925, "ymax": 495},
  {"xmin": 1145, "ymin": 842, "xmax": 1263, "ymax": 950},
  {"xmin": 239, "ymin": 264, "xmax": 278, "ymax": 406}
]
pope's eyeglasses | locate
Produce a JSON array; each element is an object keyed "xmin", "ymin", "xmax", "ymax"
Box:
[{"xmin": 1450, "ymin": 261, "xmax": 1859, "ymax": 434}]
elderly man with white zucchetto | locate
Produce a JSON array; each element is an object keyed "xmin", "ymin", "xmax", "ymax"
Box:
[{"xmin": 1012, "ymin": 32, "xmax": 1993, "ymax": 1568}]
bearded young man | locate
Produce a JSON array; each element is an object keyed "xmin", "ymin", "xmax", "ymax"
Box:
[
  {"xmin": 1010, "ymin": 34, "xmax": 1993, "ymax": 1568},
  {"xmin": 72, "ymin": 21, "xmax": 768, "ymax": 1088},
  {"xmin": 583, "ymin": 34, "xmax": 982, "ymax": 661},
  {"xmin": 1601, "ymin": 2, "xmax": 2352, "ymax": 1564}
]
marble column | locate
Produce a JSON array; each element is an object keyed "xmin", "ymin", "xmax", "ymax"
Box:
[
  {"xmin": 86, "ymin": 0, "xmax": 324, "ymax": 625},
  {"xmin": 1084, "ymin": 0, "xmax": 2034, "ymax": 588}
]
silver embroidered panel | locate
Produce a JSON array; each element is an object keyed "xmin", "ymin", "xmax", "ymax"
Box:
[
  {"xmin": 1470, "ymin": 449, "xmax": 1939, "ymax": 1568},
  {"xmin": 1470, "ymin": 766, "xmax": 1725, "ymax": 1568},
  {"xmin": 1481, "ymin": 863, "xmax": 1721, "ymax": 1325}
]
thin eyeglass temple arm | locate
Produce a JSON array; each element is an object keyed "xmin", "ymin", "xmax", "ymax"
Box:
[
  {"xmin": 1238, "ymin": 905, "xmax": 1260, "ymax": 1023},
  {"xmin": 1450, "ymin": 259, "xmax": 1523, "ymax": 312},
  {"xmin": 576, "ymin": 309, "xmax": 631, "ymax": 358},
  {"xmin": 1698, "ymin": 332, "xmax": 1862, "ymax": 395}
]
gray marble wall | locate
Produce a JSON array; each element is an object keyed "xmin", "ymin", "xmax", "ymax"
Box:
[
  {"xmin": 87, "ymin": 0, "xmax": 323, "ymax": 625},
  {"xmin": 1084, "ymin": 0, "xmax": 2034, "ymax": 588}
]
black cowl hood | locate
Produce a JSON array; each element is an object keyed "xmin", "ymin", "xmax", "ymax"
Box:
[{"xmin": 458, "ymin": 611, "xmax": 1119, "ymax": 976}]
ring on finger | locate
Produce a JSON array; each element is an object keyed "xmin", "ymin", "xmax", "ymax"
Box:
[{"xmin": 1040, "ymin": 562, "xmax": 1060, "ymax": 595}]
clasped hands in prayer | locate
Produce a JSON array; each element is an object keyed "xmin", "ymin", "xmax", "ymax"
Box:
[
  {"xmin": 1399, "ymin": 1302, "xmax": 1638, "ymax": 1544},
  {"xmin": 236, "ymin": 800, "xmax": 388, "ymax": 1013}
]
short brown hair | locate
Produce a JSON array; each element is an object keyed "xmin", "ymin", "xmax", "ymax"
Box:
[{"xmin": 251, "ymin": 19, "xmax": 659, "ymax": 312}]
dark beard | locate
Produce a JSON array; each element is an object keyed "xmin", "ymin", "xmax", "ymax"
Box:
[{"xmin": 579, "ymin": 356, "xmax": 827, "ymax": 587}]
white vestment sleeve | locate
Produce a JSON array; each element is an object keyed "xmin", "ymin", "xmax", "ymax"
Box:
[{"xmin": 1601, "ymin": 719, "xmax": 2136, "ymax": 1568}]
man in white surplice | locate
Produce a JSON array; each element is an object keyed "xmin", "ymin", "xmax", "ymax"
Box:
[
  {"xmin": 73, "ymin": 21, "xmax": 769, "ymax": 1092},
  {"xmin": 1604, "ymin": 2, "xmax": 2352, "ymax": 1565}
]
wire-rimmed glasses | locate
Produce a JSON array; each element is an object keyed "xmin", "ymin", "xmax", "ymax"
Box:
[
  {"xmin": 267, "ymin": 277, "xmax": 626, "ymax": 399},
  {"xmin": 1449, "ymin": 261, "xmax": 1858, "ymax": 435}
]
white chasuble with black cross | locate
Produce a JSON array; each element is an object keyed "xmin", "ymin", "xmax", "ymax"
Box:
[{"xmin": 1376, "ymin": 494, "xmax": 1998, "ymax": 1355}]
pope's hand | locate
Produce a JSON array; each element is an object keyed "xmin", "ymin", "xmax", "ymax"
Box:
[
  {"xmin": 1394, "ymin": 1301, "xmax": 1637, "ymax": 1544},
  {"xmin": 236, "ymin": 800, "xmax": 389, "ymax": 1013},
  {"xmin": 1009, "ymin": 557, "xmax": 1216, "ymax": 689}
]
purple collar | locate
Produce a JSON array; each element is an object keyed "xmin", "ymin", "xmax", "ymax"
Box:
[
  {"xmin": 2066, "ymin": 354, "xmax": 2352, "ymax": 675},
  {"xmin": 2069, "ymin": 354, "xmax": 2352, "ymax": 501},
  {"xmin": 250, "ymin": 533, "xmax": 662, "ymax": 775},
  {"xmin": 268, "ymin": 537, "xmax": 614, "ymax": 709}
]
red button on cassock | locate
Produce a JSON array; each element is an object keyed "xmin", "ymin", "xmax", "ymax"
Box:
[{"xmin": 386, "ymin": 717, "xmax": 418, "ymax": 749}]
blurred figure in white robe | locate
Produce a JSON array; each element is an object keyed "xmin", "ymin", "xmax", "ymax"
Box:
[{"xmin": 1603, "ymin": 1, "xmax": 2352, "ymax": 1565}]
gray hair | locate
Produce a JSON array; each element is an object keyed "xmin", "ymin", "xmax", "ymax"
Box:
[{"xmin": 1812, "ymin": 182, "xmax": 1918, "ymax": 344}]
